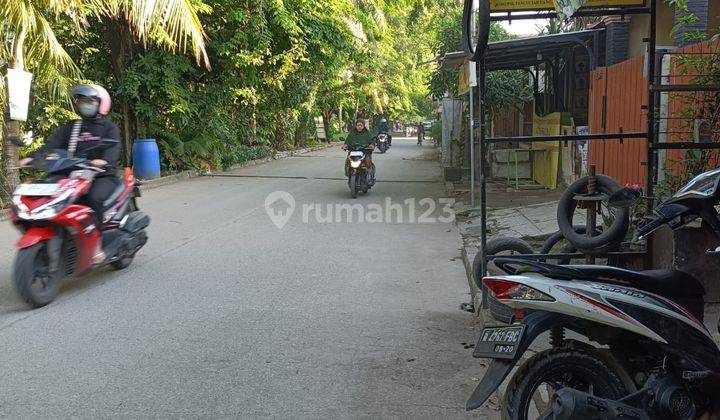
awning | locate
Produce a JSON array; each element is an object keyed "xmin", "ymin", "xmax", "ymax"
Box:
[{"xmin": 439, "ymin": 28, "xmax": 605, "ymax": 71}]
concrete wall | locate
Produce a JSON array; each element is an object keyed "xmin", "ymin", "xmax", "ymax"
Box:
[
  {"xmin": 628, "ymin": 1, "xmax": 676, "ymax": 58},
  {"xmin": 652, "ymin": 224, "xmax": 720, "ymax": 303},
  {"xmin": 675, "ymin": 0, "xmax": 709, "ymax": 46},
  {"xmin": 710, "ymin": 0, "xmax": 719, "ymax": 36}
]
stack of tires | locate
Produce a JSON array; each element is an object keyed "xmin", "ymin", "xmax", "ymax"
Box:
[{"xmin": 474, "ymin": 174, "xmax": 631, "ymax": 322}]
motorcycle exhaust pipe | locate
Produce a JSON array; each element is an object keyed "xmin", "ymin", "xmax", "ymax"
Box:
[{"xmin": 552, "ymin": 388, "xmax": 649, "ymax": 420}]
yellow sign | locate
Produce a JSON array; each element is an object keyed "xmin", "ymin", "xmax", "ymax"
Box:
[
  {"xmin": 490, "ymin": 0, "xmax": 644, "ymax": 12},
  {"xmin": 531, "ymin": 112, "xmax": 561, "ymax": 189}
]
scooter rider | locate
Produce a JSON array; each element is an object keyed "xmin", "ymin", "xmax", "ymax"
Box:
[
  {"xmin": 342, "ymin": 119, "xmax": 376, "ymax": 185},
  {"xmin": 378, "ymin": 117, "xmax": 392, "ymax": 147},
  {"xmin": 19, "ymin": 84, "xmax": 121, "ymax": 264}
]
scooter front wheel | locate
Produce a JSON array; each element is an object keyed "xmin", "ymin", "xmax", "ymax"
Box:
[
  {"xmin": 349, "ymin": 174, "xmax": 358, "ymax": 198},
  {"xmin": 13, "ymin": 243, "xmax": 64, "ymax": 308}
]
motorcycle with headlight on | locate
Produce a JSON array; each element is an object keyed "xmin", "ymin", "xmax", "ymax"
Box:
[
  {"xmin": 9, "ymin": 142, "xmax": 149, "ymax": 308},
  {"xmin": 466, "ymin": 167, "xmax": 720, "ymax": 419},
  {"xmin": 343, "ymin": 144, "xmax": 375, "ymax": 198},
  {"xmin": 377, "ymin": 133, "xmax": 389, "ymax": 153}
]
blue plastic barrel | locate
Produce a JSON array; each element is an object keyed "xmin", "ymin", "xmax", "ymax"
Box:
[{"xmin": 132, "ymin": 139, "xmax": 161, "ymax": 179}]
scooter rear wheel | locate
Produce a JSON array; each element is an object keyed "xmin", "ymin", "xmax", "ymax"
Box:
[
  {"xmin": 502, "ymin": 348, "xmax": 629, "ymax": 420},
  {"xmin": 111, "ymin": 256, "xmax": 134, "ymax": 270},
  {"xmin": 13, "ymin": 243, "xmax": 65, "ymax": 308},
  {"xmin": 112, "ymin": 199, "xmax": 139, "ymax": 270}
]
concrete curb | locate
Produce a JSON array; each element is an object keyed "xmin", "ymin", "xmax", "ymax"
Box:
[
  {"xmin": 0, "ymin": 142, "xmax": 339, "ymax": 220},
  {"xmin": 137, "ymin": 169, "xmax": 201, "ymax": 191},
  {"xmin": 462, "ymin": 244, "xmax": 482, "ymax": 318},
  {"xmin": 443, "ymin": 177, "xmax": 483, "ymax": 317}
]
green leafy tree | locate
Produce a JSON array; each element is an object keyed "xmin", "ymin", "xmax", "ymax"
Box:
[{"xmin": 1, "ymin": 0, "xmax": 208, "ymax": 201}]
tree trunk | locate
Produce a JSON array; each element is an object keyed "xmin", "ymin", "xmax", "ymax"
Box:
[
  {"xmin": 323, "ymin": 110, "xmax": 332, "ymax": 142},
  {"xmin": 1, "ymin": 26, "xmax": 27, "ymax": 203},
  {"xmin": 1, "ymin": 104, "xmax": 20, "ymax": 203},
  {"xmin": 338, "ymin": 105, "xmax": 343, "ymax": 133},
  {"xmin": 107, "ymin": 18, "xmax": 136, "ymax": 165}
]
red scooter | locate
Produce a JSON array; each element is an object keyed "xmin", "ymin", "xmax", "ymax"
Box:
[{"xmin": 9, "ymin": 142, "xmax": 149, "ymax": 308}]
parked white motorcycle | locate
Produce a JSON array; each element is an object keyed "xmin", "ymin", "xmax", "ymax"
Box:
[{"xmin": 467, "ymin": 168, "xmax": 720, "ymax": 419}]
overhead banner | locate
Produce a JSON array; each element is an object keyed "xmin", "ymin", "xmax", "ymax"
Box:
[{"xmin": 489, "ymin": 0, "xmax": 644, "ymax": 12}]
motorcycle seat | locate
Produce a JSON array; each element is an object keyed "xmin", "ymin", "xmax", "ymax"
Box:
[{"xmin": 566, "ymin": 265, "xmax": 706, "ymax": 298}]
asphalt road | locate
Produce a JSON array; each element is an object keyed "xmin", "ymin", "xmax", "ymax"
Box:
[{"xmin": 0, "ymin": 138, "xmax": 491, "ymax": 418}]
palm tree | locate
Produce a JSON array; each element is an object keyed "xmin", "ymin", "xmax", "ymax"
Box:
[
  {"xmin": 1, "ymin": 0, "xmax": 209, "ymax": 202},
  {"xmin": 1, "ymin": 0, "xmax": 82, "ymax": 202}
]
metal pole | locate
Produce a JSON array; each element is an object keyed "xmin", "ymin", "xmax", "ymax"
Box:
[
  {"xmin": 586, "ymin": 165, "xmax": 597, "ymax": 265},
  {"xmin": 470, "ymin": 64, "xmax": 476, "ymax": 207},
  {"xmin": 646, "ymin": 0, "xmax": 657, "ymax": 268},
  {"xmin": 479, "ymin": 59, "xmax": 488, "ymax": 285}
]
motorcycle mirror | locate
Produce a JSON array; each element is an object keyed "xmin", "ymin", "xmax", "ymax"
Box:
[
  {"xmin": 462, "ymin": 0, "xmax": 490, "ymax": 61},
  {"xmin": 608, "ymin": 188, "xmax": 641, "ymax": 208}
]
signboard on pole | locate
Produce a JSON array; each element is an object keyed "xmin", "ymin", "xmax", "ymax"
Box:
[
  {"xmin": 7, "ymin": 68, "xmax": 33, "ymax": 122},
  {"xmin": 469, "ymin": 61, "xmax": 477, "ymax": 87},
  {"xmin": 489, "ymin": 0, "xmax": 644, "ymax": 12}
]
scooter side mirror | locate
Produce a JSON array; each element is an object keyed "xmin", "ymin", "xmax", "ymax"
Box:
[{"xmin": 608, "ymin": 188, "xmax": 641, "ymax": 208}]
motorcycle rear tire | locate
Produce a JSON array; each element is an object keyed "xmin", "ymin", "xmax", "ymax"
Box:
[
  {"xmin": 13, "ymin": 243, "xmax": 64, "ymax": 308},
  {"xmin": 502, "ymin": 348, "xmax": 629, "ymax": 420},
  {"xmin": 112, "ymin": 198, "xmax": 141, "ymax": 270},
  {"xmin": 112, "ymin": 255, "xmax": 134, "ymax": 270}
]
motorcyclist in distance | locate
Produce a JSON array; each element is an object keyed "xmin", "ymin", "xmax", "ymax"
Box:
[
  {"xmin": 377, "ymin": 117, "xmax": 392, "ymax": 147},
  {"xmin": 342, "ymin": 119, "xmax": 376, "ymax": 185}
]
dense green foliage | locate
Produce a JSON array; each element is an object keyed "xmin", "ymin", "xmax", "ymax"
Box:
[{"xmin": 3, "ymin": 0, "xmax": 457, "ymax": 178}]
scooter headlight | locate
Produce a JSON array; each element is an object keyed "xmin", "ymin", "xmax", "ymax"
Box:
[
  {"xmin": 16, "ymin": 189, "xmax": 73, "ymax": 220},
  {"xmin": 350, "ymin": 160, "xmax": 362, "ymax": 168}
]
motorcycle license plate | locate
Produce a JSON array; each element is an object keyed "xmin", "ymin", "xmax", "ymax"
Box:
[
  {"xmin": 14, "ymin": 183, "xmax": 60, "ymax": 196},
  {"xmin": 349, "ymin": 151, "xmax": 364, "ymax": 157},
  {"xmin": 473, "ymin": 325, "xmax": 525, "ymax": 360}
]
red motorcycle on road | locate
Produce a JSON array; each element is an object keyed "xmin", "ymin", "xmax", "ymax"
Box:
[{"xmin": 9, "ymin": 142, "xmax": 149, "ymax": 308}]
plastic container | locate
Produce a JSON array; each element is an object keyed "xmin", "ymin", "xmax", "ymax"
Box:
[{"xmin": 131, "ymin": 139, "xmax": 161, "ymax": 180}]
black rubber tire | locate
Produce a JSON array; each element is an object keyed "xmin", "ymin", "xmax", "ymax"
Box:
[
  {"xmin": 111, "ymin": 199, "xmax": 139, "ymax": 270},
  {"xmin": 13, "ymin": 243, "xmax": 64, "ymax": 308},
  {"xmin": 473, "ymin": 237, "xmax": 534, "ymax": 321},
  {"xmin": 111, "ymin": 256, "xmax": 134, "ymax": 270},
  {"xmin": 473, "ymin": 237, "xmax": 534, "ymax": 282},
  {"xmin": 349, "ymin": 174, "xmax": 358, "ymax": 198},
  {"xmin": 502, "ymin": 348, "xmax": 629, "ymax": 420},
  {"xmin": 557, "ymin": 175, "xmax": 629, "ymax": 255},
  {"xmin": 542, "ymin": 227, "xmax": 616, "ymax": 264},
  {"xmin": 540, "ymin": 225, "xmax": 609, "ymax": 264}
]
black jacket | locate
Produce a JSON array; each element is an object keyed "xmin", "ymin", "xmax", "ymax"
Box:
[{"xmin": 45, "ymin": 118, "xmax": 122, "ymax": 176}]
